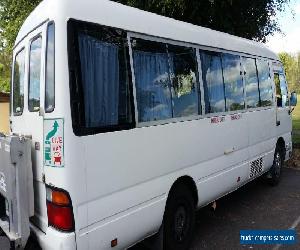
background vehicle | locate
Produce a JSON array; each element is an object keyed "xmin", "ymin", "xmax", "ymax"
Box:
[{"xmin": 4, "ymin": 0, "xmax": 297, "ymax": 249}]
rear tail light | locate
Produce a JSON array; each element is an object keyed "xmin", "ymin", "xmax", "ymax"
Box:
[{"xmin": 46, "ymin": 186, "xmax": 74, "ymax": 232}]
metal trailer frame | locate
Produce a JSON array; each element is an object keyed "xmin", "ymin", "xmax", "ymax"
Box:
[{"xmin": 0, "ymin": 135, "xmax": 34, "ymax": 249}]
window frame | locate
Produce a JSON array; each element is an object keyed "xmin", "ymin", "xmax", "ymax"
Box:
[
  {"xmin": 129, "ymin": 34, "xmax": 202, "ymax": 126},
  {"xmin": 67, "ymin": 19, "xmax": 136, "ymax": 136},
  {"xmin": 276, "ymin": 72, "xmax": 289, "ymax": 108},
  {"xmin": 12, "ymin": 47, "xmax": 26, "ymax": 116},
  {"xmin": 221, "ymin": 53, "xmax": 245, "ymax": 112},
  {"xmin": 199, "ymin": 50, "xmax": 226, "ymax": 114},
  {"xmin": 45, "ymin": 21, "xmax": 55, "ymax": 113},
  {"xmin": 28, "ymin": 34, "xmax": 43, "ymax": 113},
  {"xmin": 129, "ymin": 32, "xmax": 275, "ymax": 128},
  {"xmin": 67, "ymin": 21, "xmax": 276, "ymax": 135},
  {"xmin": 242, "ymin": 56, "xmax": 261, "ymax": 110},
  {"xmin": 256, "ymin": 58, "xmax": 274, "ymax": 107}
]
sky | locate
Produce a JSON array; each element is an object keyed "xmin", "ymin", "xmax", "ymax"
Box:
[{"xmin": 267, "ymin": 0, "xmax": 300, "ymax": 54}]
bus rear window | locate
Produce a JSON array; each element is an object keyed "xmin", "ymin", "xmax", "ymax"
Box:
[
  {"xmin": 68, "ymin": 20, "xmax": 134, "ymax": 135},
  {"xmin": 13, "ymin": 49, "xmax": 25, "ymax": 115},
  {"xmin": 28, "ymin": 36, "xmax": 42, "ymax": 112},
  {"xmin": 45, "ymin": 22, "xmax": 55, "ymax": 113}
]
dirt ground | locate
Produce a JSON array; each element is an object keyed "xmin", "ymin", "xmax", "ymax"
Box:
[{"xmin": 286, "ymin": 147, "xmax": 300, "ymax": 169}]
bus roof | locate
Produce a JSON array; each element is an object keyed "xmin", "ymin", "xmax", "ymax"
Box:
[{"xmin": 15, "ymin": 0, "xmax": 278, "ymax": 60}]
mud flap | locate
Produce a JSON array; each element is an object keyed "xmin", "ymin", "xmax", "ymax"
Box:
[{"xmin": 0, "ymin": 135, "xmax": 34, "ymax": 249}]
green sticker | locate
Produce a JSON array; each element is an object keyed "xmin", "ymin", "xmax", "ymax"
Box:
[{"xmin": 44, "ymin": 119, "xmax": 64, "ymax": 167}]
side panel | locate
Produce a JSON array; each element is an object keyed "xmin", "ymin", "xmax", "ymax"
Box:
[
  {"xmin": 82, "ymin": 111, "xmax": 249, "ymax": 249},
  {"xmin": 247, "ymin": 108, "xmax": 277, "ymax": 171}
]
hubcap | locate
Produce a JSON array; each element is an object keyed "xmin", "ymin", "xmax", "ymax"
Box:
[
  {"xmin": 274, "ymin": 152, "xmax": 281, "ymax": 178},
  {"xmin": 174, "ymin": 205, "xmax": 188, "ymax": 242}
]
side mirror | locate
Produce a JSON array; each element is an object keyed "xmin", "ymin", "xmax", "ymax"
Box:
[{"xmin": 290, "ymin": 91, "xmax": 298, "ymax": 107}]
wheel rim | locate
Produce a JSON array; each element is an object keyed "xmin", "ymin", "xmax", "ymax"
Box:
[
  {"xmin": 173, "ymin": 204, "xmax": 189, "ymax": 242},
  {"xmin": 274, "ymin": 152, "xmax": 282, "ymax": 178}
]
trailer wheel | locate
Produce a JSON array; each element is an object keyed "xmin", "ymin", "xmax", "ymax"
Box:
[
  {"xmin": 267, "ymin": 146, "xmax": 283, "ymax": 186},
  {"xmin": 163, "ymin": 184, "xmax": 195, "ymax": 250}
]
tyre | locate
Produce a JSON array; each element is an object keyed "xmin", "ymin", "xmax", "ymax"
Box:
[
  {"xmin": 163, "ymin": 183, "xmax": 195, "ymax": 250},
  {"xmin": 267, "ymin": 146, "xmax": 283, "ymax": 186}
]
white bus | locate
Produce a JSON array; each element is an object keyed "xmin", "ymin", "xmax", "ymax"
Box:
[{"xmin": 8, "ymin": 0, "xmax": 297, "ymax": 249}]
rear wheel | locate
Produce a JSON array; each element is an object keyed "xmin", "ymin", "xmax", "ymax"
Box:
[
  {"xmin": 267, "ymin": 146, "xmax": 283, "ymax": 186},
  {"xmin": 163, "ymin": 184, "xmax": 195, "ymax": 250}
]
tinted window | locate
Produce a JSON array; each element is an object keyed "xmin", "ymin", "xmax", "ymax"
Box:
[
  {"xmin": 45, "ymin": 23, "xmax": 55, "ymax": 112},
  {"xmin": 222, "ymin": 54, "xmax": 244, "ymax": 111},
  {"xmin": 68, "ymin": 20, "xmax": 134, "ymax": 134},
  {"xmin": 257, "ymin": 59, "xmax": 273, "ymax": 107},
  {"xmin": 13, "ymin": 49, "xmax": 25, "ymax": 115},
  {"xmin": 168, "ymin": 45, "xmax": 199, "ymax": 117},
  {"xmin": 132, "ymin": 39, "xmax": 172, "ymax": 122},
  {"xmin": 243, "ymin": 57, "xmax": 260, "ymax": 108},
  {"xmin": 28, "ymin": 36, "xmax": 42, "ymax": 112},
  {"xmin": 279, "ymin": 74, "xmax": 289, "ymax": 107},
  {"xmin": 132, "ymin": 39, "xmax": 200, "ymax": 122},
  {"xmin": 200, "ymin": 51, "xmax": 225, "ymax": 113}
]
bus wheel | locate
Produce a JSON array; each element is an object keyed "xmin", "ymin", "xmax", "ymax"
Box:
[
  {"xmin": 163, "ymin": 184, "xmax": 195, "ymax": 250},
  {"xmin": 267, "ymin": 146, "xmax": 283, "ymax": 186}
]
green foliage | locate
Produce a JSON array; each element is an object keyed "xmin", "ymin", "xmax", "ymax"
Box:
[
  {"xmin": 0, "ymin": 0, "xmax": 42, "ymax": 92},
  {"xmin": 0, "ymin": 0, "xmax": 291, "ymax": 93},
  {"xmin": 0, "ymin": 51, "xmax": 10, "ymax": 92},
  {"xmin": 279, "ymin": 52, "xmax": 300, "ymax": 93},
  {"xmin": 0, "ymin": 0, "xmax": 42, "ymax": 52},
  {"xmin": 115, "ymin": 0, "xmax": 290, "ymax": 42}
]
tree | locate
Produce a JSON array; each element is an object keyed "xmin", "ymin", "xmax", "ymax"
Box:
[
  {"xmin": 0, "ymin": 0, "xmax": 42, "ymax": 92},
  {"xmin": 0, "ymin": 0, "xmax": 291, "ymax": 92},
  {"xmin": 115, "ymin": 0, "xmax": 290, "ymax": 42},
  {"xmin": 279, "ymin": 52, "xmax": 300, "ymax": 92},
  {"xmin": 0, "ymin": 51, "xmax": 10, "ymax": 92},
  {"xmin": 0, "ymin": 0, "xmax": 42, "ymax": 53}
]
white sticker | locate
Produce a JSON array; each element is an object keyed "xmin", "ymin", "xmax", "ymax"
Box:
[
  {"xmin": 44, "ymin": 119, "xmax": 64, "ymax": 167},
  {"xmin": 4, "ymin": 144, "xmax": 10, "ymax": 152}
]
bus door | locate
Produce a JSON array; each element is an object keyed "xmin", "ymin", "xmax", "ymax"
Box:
[
  {"xmin": 272, "ymin": 63, "xmax": 292, "ymax": 136},
  {"xmin": 11, "ymin": 23, "xmax": 48, "ymax": 232}
]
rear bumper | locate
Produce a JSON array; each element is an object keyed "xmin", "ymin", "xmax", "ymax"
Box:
[{"xmin": 30, "ymin": 223, "xmax": 76, "ymax": 250}]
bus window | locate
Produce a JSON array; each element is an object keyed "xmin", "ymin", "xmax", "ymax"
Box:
[
  {"xmin": 275, "ymin": 72, "xmax": 288, "ymax": 108},
  {"xmin": 132, "ymin": 39, "xmax": 172, "ymax": 122},
  {"xmin": 13, "ymin": 49, "xmax": 25, "ymax": 115},
  {"xmin": 257, "ymin": 59, "xmax": 273, "ymax": 107},
  {"xmin": 279, "ymin": 74, "xmax": 289, "ymax": 107},
  {"xmin": 68, "ymin": 20, "xmax": 134, "ymax": 135},
  {"xmin": 132, "ymin": 39, "xmax": 200, "ymax": 122},
  {"xmin": 45, "ymin": 23, "xmax": 55, "ymax": 113},
  {"xmin": 28, "ymin": 36, "xmax": 42, "ymax": 112},
  {"xmin": 243, "ymin": 57, "xmax": 260, "ymax": 108},
  {"xmin": 200, "ymin": 51, "xmax": 225, "ymax": 114},
  {"xmin": 168, "ymin": 44, "xmax": 199, "ymax": 118},
  {"xmin": 222, "ymin": 54, "xmax": 244, "ymax": 111}
]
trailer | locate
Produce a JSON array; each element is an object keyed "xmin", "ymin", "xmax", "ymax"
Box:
[{"xmin": 0, "ymin": 134, "xmax": 34, "ymax": 249}]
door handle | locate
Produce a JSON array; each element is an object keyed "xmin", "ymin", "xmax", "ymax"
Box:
[{"xmin": 224, "ymin": 147, "xmax": 235, "ymax": 155}]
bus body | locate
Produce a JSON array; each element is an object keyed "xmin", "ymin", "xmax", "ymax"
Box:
[{"xmin": 9, "ymin": 0, "xmax": 294, "ymax": 249}]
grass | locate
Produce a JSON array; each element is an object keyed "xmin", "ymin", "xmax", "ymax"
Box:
[{"xmin": 292, "ymin": 96, "xmax": 300, "ymax": 144}]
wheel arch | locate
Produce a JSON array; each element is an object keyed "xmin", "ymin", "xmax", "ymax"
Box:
[
  {"xmin": 167, "ymin": 175, "xmax": 198, "ymax": 208},
  {"xmin": 277, "ymin": 137, "xmax": 286, "ymax": 160}
]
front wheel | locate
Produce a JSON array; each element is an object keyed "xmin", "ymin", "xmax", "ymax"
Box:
[
  {"xmin": 163, "ymin": 184, "xmax": 195, "ymax": 250},
  {"xmin": 267, "ymin": 147, "xmax": 283, "ymax": 186}
]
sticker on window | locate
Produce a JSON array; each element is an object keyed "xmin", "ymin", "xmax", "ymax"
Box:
[{"xmin": 44, "ymin": 119, "xmax": 64, "ymax": 167}]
